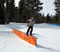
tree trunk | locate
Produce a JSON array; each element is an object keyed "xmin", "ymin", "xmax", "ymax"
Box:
[{"xmin": 6, "ymin": 12, "xmax": 9, "ymax": 24}]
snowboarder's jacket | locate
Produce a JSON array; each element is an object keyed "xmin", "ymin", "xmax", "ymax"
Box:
[{"xmin": 30, "ymin": 19, "xmax": 35, "ymax": 27}]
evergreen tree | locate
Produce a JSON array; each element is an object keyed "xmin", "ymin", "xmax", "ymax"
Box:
[
  {"xmin": 40, "ymin": 13, "xmax": 45, "ymax": 23},
  {"xmin": 46, "ymin": 13, "xmax": 51, "ymax": 23},
  {"xmin": 54, "ymin": 0, "xmax": 60, "ymax": 23},
  {"xmin": 5, "ymin": 0, "xmax": 15, "ymax": 24},
  {"xmin": 52, "ymin": 15, "xmax": 58, "ymax": 23},
  {"xmin": 19, "ymin": 0, "xmax": 26, "ymax": 23},
  {"xmin": 19, "ymin": 0, "xmax": 43, "ymax": 23},
  {"xmin": 14, "ymin": 7, "xmax": 19, "ymax": 22},
  {"xmin": 0, "ymin": 0, "xmax": 5, "ymax": 24},
  {"xmin": 5, "ymin": 0, "xmax": 10, "ymax": 24},
  {"xmin": 9, "ymin": 0, "xmax": 15, "ymax": 22}
]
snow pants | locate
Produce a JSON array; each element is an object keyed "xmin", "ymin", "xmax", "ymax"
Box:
[{"xmin": 26, "ymin": 26, "xmax": 33, "ymax": 35}]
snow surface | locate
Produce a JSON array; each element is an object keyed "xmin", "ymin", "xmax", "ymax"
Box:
[{"xmin": 0, "ymin": 23, "xmax": 60, "ymax": 52}]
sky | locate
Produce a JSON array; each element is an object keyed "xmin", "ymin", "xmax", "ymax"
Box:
[
  {"xmin": 40, "ymin": 0, "xmax": 56, "ymax": 16},
  {"xmin": 15, "ymin": 0, "xmax": 20, "ymax": 7},
  {"xmin": 15, "ymin": 0, "xmax": 56, "ymax": 16}
]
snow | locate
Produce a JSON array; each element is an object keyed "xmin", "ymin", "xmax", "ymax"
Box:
[{"xmin": 0, "ymin": 23, "xmax": 60, "ymax": 52}]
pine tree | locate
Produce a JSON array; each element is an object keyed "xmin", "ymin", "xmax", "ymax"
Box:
[
  {"xmin": 9, "ymin": 0, "xmax": 15, "ymax": 22},
  {"xmin": 52, "ymin": 15, "xmax": 58, "ymax": 23},
  {"xmin": 0, "ymin": 0, "xmax": 5, "ymax": 24},
  {"xmin": 19, "ymin": 0, "xmax": 25, "ymax": 22},
  {"xmin": 54, "ymin": 0, "xmax": 60, "ymax": 23},
  {"xmin": 14, "ymin": 7, "xmax": 19, "ymax": 22},
  {"xmin": 5, "ymin": 0, "xmax": 10, "ymax": 24},
  {"xmin": 5, "ymin": 0, "xmax": 15, "ymax": 24},
  {"xmin": 19, "ymin": 0, "xmax": 43, "ymax": 23},
  {"xmin": 46, "ymin": 13, "xmax": 51, "ymax": 23}
]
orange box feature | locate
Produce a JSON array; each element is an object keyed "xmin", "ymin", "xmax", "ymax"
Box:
[
  {"xmin": 30, "ymin": 36, "xmax": 37, "ymax": 46},
  {"xmin": 20, "ymin": 32, "xmax": 25, "ymax": 40},
  {"xmin": 13, "ymin": 29, "xmax": 16, "ymax": 34},
  {"xmin": 13, "ymin": 29, "xmax": 37, "ymax": 46},
  {"xmin": 13, "ymin": 29, "xmax": 20, "ymax": 37},
  {"xmin": 25, "ymin": 34, "xmax": 30, "ymax": 43}
]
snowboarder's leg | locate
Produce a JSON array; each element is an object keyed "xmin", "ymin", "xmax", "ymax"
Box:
[
  {"xmin": 26, "ymin": 26, "xmax": 31, "ymax": 36},
  {"xmin": 30, "ymin": 26, "xmax": 33, "ymax": 36}
]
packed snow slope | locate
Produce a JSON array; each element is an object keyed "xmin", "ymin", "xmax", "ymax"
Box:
[{"xmin": 0, "ymin": 23, "xmax": 60, "ymax": 52}]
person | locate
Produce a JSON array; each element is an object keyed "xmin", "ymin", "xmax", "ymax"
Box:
[{"xmin": 26, "ymin": 17, "xmax": 35, "ymax": 36}]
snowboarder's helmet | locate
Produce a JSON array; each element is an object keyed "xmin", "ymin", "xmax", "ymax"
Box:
[{"xmin": 31, "ymin": 17, "xmax": 34, "ymax": 19}]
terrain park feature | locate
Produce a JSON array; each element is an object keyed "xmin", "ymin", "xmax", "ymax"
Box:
[{"xmin": 13, "ymin": 29, "xmax": 37, "ymax": 46}]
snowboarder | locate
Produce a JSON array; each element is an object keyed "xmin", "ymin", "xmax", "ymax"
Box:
[{"xmin": 26, "ymin": 17, "xmax": 35, "ymax": 36}]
